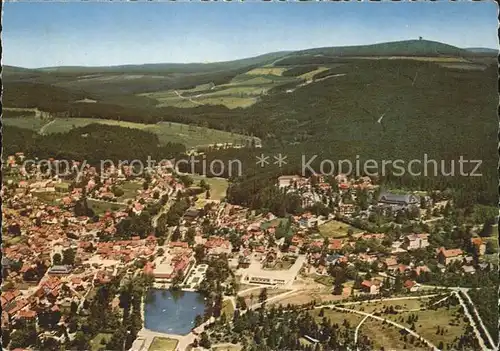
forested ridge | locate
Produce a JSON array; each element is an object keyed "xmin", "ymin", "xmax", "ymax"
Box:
[
  {"xmin": 3, "ymin": 54, "xmax": 497, "ymax": 208},
  {"xmin": 3, "ymin": 124, "xmax": 185, "ymax": 165}
]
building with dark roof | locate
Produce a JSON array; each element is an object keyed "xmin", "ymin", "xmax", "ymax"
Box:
[{"xmin": 378, "ymin": 192, "xmax": 420, "ymax": 210}]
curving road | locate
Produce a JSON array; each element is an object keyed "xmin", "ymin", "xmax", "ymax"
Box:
[
  {"xmin": 461, "ymin": 290, "xmax": 495, "ymax": 348},
  {"xmin": 332, "ymin": 305, "xmax": 439, "ymax": 350},
  {"xmin": 354, "ymin": 315, "xmax": 369, "ymax": 346},
  {"xmin": 454, "ymin": 291, "xmax": 492, "ymax": 351}
]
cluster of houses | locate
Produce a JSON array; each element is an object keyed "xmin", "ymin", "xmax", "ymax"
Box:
[
  {"xmin": 1, "ymin": 152, "xmax": 495, "ymax": 346},
  {"xmin": 1, "ymin": 156, "xmax": 190, "ymax": 332}
]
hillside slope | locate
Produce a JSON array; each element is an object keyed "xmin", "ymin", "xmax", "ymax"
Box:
[{"xmin": 293, "ymin": 39, "xmax": 472, "ymax": 57}]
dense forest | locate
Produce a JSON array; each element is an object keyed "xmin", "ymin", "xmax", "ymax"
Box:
[
  {"xmin": 207, "ymin": 304, "xmax": 357, "ymax": 351},
  {"xmin": 3, "ymin": 56, "xmax": 497, "ymax": 207},
  {"xmin": 3, "ymin": 124, "xmax": 185, "ymax": 165}
]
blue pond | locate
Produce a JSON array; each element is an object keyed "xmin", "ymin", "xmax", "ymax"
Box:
[{"xmin": 144, "ymin": 289, "xmax": 206, "ymax": 335}]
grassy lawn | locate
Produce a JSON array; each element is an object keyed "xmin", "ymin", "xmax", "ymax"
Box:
[
  {"xmin": 144, "ymin": 70, "xmax": 299, "ymax": 109},
  {"xmin": 310, "ymin": 308, "xmax": 364, "ymax": 329},
  {"xmin": 384, "ymin": 306, "xmax": 467, "ymax": 349},
  {"xmin": 222, "ymin": 299, "xmax": 235, "ymax": 320},
  {"xmin": 88, "ymin": 199, "xmax": 126, "ymax": 216},
  {"xmin": 148, "ymin": 337, "xmax": 179, "ymax": 351},
  {"xmin": 4, "ymin": 235, "xmax": 25, "ymax": 246},
  {"xmin": 359, "ymin": 319, "xmax": 423, "ymax": 350},
  {"xmin": 2, "ymin": 116, "xmax": 49, "ymax": 132},
  {"xmin": 241, "ymin": 288, "xmax": 289, "ymax": 306},
  {"xmin": 313, "ymin": 274, "xmax": 334, "ymax": 286},
  {"xmin": 318, "ymin": 220, "xmax": 362, "ymax": 238},
  {"xmin": 25, "ymin": 117, "xmax": 248, "ymax": 148},
  {"xmin": 261, "ymin": 217, "xmax": 290, "ymax": 230},
  {"xmin": 191, "ymin": 175, "xmax": 228, "ymax": 207},
  {"xmin": 194, "ymin": 96, "xmax": 257, "ymax": 109},
  {"xmin": 350, "ymin": 298, "xmax": 432, "ymax": 314},
  {"xmin": 89, "ymin": 333, "xmax": 112, "ymax": 351},
  {"xmin": 300, "ymin": 66, "xmax": 329, "ymax": 80},
  {"xmin": 246, "ymin": 67, "xmax": 287, "ymax": 76},
  {"xmin": 117, "ymin": 181, "xmax": 142, "ymax": 201},
  {"xmin": 32, "ymin": 191, "xmax": 61, "ymax": 206}
]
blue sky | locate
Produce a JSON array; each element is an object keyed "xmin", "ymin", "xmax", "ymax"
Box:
[{"xmin": 3, "ymin": 1, "xmax": 498, "ymax": 68}]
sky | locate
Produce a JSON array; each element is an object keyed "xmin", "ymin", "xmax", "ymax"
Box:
[{"xmin": 3, "ymin": 1, "xmax": 498, "ymax": 68}]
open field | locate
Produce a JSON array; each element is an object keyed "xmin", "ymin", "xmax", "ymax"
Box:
[
  {"xmin": 148, "ymin": 337, "xmax": 178, "ymax": 351},
  {"xmin": 350, "ymin": 297, "xmax": 433, "ymax": 314},
  {"xmin": 359, "ymin": 319, "xmax": 424, "ymax": 350},
  {"xmin": 191, "ymin": 175, "xmax": 229, "ymax": 208},
  {"xmin": 5, "ymin": 116, "xmax": 248, "ymax": 148},
  {"xmin": 240, "ymin": 288, "xmax": 289, "ymax": 306},
  {"xmin": 90, "ymin": 333, "xmax": 112, "ymax": 351},
  {"xmin": 383, "ymin": 306, "xmax": 468, "ymax": 349},
  {"xmin": 310, "ymin": 307, "xmax": 364, "ymax": 327},
  {"xmin": 272, "ymin": 285, "xmax": 351, "ymax": 306},
  {"xmin": 190, "ymin": 96, "xmax": 257, "ymax": 109},
  {"xmin": 2, "ymin": 116, "xmax": 49, "ymax": 132},
  {"xmin": 299, "ymin": 66, "xmax": 329, "ymax": 80},
  {"xmin": 222, "ymin": 299, "xmax": 235, "ymax": 320},
  {"xmin": 318, "ymin": 220, "xmax": 362, "ymax": 238},
  {"xmin": 246, "ymin": 67, "xmax": 288, "ymax": 76},
  {"xmin": 88, "ymin": 199, "xmax": 126, "ymax": 216},
  {"xmin": 313, "ymin": 274, "xmax": 334, "ymax": 286},
  {"xmin": 141, "ymin": 70, "xmax": 299, "ymax": 109},
  {"xmin": 32, "ymin": 192, "xmax": 61, "ymax": 206},
  {"xmin": 116, "ymin": 181, "xmax": 142, "ymax": 201},
  {"xmin": 3, "ymin": 235, "xmax": 26, "ymax": 246}
]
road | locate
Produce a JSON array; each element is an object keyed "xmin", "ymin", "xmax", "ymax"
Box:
[
  {"xmin": 332, "ymin": 305, "xmax": 439, "ymax": 350},
  {"xmin": 454, "ymin": 291, "xmax": 492, "ymax": 350},
  {"xmin": 151, "ymin": 187, "xmax": 176, "ymax": 228},
  {"xmin": 315, "ymin": 293, "xmax": 441, "ymax": 310},
  {"xmin": 39, "ymin": 119, "xmax": 56, "ymax": 135},
  {"xmin": 460, "ymin": 290, "xmax": 496, "ymax": 350},
  {"xmin": 354, "ymin": 315, "xmax": 369, "ymax": 346},
  {"xmin": 174, "ymin": 90, "xmax": 203, "ymax": 106}
]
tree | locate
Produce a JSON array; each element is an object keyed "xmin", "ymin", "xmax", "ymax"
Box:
[
  {"xmin": 394, "ymin": 274, "xmax": 403, "ymax": 293},
  {"xmin": 112, "ymin": 186, "xmax": 124, "ymax": 197},
  {"xmin": 106, "ymin": 326, "xmax": 126, "ymax": 351},
  {"xmin": 206, "ymin": 190, "xmax": 211, "ymax": 199},
  {"xmin": 485, "ymin": 240, "xmax": 497, "ymax": 254},
  {"xmin": 179, "ymin": 175, "xmax": 194, "ymax": 188},
  {"xmin": 194, "ymin": 245, "xmax": 206, "ymax": 263},
  {"xmin": 185, "ymin": 227, "xmax": 196, "ymax": 246},
  {"xmin": 194, "ymin": 314, "xmax": 203, "ymax": 327},
  {"xmin": 236, "ymin": 295, "xmax": 247, "ymax": 310},
  {"xmin": 171, "ymin": 226, "xmax": 181, "ymax": 241},
  {"xmin": 354, "ymin": 275, "xmax": 363, "ymax": 289},
  {"xmin": 259, "ymin": 288, "xmax": 268, "ymax": 304},
  {"xmin": 52, "ymin": 253, "xmax": 62, "ymax": 265},
  {"xmin": 9, "ymin": 325, "xmax": 37, "ymax": 349},
  {"xmin": 62, "ymin": 248, "xmax": 76, "ymax": 265},
  {"xmin": 157, "ymin": 248, "xmax": 165, "ymax": 256},
  {"xmin": 199, "ymin": 332, "xmax": 211, "ymax": 348}
]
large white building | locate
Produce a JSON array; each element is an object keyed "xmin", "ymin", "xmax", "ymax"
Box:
[{"xmin": 241, "ymin": 255, "xmax": 306, "ymax": 287}]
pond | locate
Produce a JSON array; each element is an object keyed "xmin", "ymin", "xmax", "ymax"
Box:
[{"xmin": 144, "ymin": 289, "xmax": 206, "ymax": 335}]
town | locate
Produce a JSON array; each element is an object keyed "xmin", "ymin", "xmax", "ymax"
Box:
[{"xmin": 2, "ymin": 152, "xmax": 498, "ymax": 351}]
